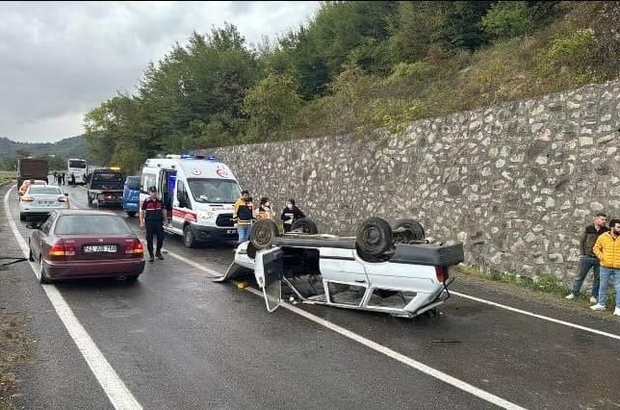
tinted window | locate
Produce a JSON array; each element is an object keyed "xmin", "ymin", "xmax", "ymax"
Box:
[
  {"xmin": 91, "ymin": 172, "xmax": 124, "ymax": 189},
  {"xmin": 28, "ymin": 186, "xmax": 63, "ymax": 195},
  {"xmin": 39, "ymin": 214, "xmax": 55, "ymax": 235},
  {"xmin": 187, "ymin": 178, "xmax": 242, "ymax": 204},
  {"xmin": 125, "ymin": 176, "xmax": 140, "ymax": 190},
  {"xmin": 69, "ymin": 160, "xmax": 87, "ymax": 168},
  {"xmin": 54, "ymin": 215, "xmax": 133, "ymax": 235}
]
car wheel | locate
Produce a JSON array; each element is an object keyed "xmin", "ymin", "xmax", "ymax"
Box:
[
  {"xmin": 125, "ymin": 275, "xmax": 139, "ymax": 283},
  {"xmin": 392, "ymin": 219, "xmax": 425, "ymax": 241},
  {"xmin": 19, "ymin": 213, "xmax": 25, "ymax": 221},
  {"xmin": 87, "ymin": 196, "xmax": 93, "ymax": 207},
  {"xmin": 126, "ymin": 211, "xmax": 136, "ymax": 217},
  {"xmin": 36, "ymin": 257, "xmax": 49, "ymax": 284},
  {"xmin": 290, "ymin": 218, "xmax": 319, "ymax": 234},
  {"xmin": 28, "ymin": 246, "xmax": 34, "ymax": 262},
  {"xmin": 183, "ymin": 224, "xmax": 195, "ymax": 248},
  {"xmin": 356, "ymin": 217, "xmax": 393, "ymax": 257},
  {"xmin": 250, "ymin": 219, "xmax": 279, "ymax": 250}
]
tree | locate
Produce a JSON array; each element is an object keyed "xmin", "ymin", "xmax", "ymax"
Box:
[
  {"xmin": 481, "ymin": 2, "xmax": 531, "ymax": 42},
  {"xmin": 243, "ymin": 73, "xmax": 303, "ymax": 140},
  {"xmin": 442, "ymin": 1, "xmax": 493, "ymax": 50}
]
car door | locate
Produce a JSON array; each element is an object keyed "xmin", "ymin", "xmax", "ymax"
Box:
[
  {"xmin": 254, "ymin": 247, "xmax": 284, "ymax": 313},
  {"xmin": 35, "ymin": 214, "xmax": 55, "ymax": 258}
]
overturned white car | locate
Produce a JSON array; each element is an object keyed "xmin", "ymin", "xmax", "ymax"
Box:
[{"xmin": 214, "ymin": 217, "xmax": 464, "ymax": 319}]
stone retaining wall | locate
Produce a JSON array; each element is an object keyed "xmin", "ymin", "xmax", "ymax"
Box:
[{"xmin": 212, "ymin": 80, "xmax": 620, "ymax": 282}]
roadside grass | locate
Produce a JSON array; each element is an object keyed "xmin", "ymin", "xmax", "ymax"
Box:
[
  {"xmin": 454, "ymin": 264, "xmax": 618, "ymax": 309},
  {"xmin": 0, "ymin": 172, "xmax": 14, "ymax": 186},
  {"xmin": 0, "ymin": 305, "xmax": 30, "ymax": 410}
]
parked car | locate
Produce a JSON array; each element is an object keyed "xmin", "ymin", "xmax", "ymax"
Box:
[
  {"xmin": 19, "ymin": 184, "xmax": 69, "ymax": 221},
  {"xmin": 18, "ymin": 179, "xmax": 47, "ymax": 197},
  {"xmin": 215, "ymin": 217, "xmax": 463, "ymax": 318},
  {"xmin": 122, "ymin": 175, "xmax": 141, "ymax": 217},
  {"xmin": 26, "ymin": 209, "xmax": 145, "ymax": 283}
]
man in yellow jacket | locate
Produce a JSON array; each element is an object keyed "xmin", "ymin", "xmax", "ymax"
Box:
[
  {"xmin": 232, "ymin": 190, "xmax": 254, "ymax": 244},
  {"xmin": 591, "ymin": 218, "xmax": 620, "ymax": 316}
]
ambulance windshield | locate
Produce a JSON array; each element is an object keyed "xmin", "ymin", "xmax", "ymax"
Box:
[{"xmin": 187, "ymin": 178, "xmax": 242, "ymax": 204}]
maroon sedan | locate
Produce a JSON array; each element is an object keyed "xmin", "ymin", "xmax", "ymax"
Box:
[{"xmin": 27, "ymin": 209, "xmax": 146, "ymax": 283}]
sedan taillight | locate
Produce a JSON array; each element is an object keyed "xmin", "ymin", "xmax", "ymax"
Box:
[
  {"xmin": 49, "ymin": 241, "xmax": 76, "ymax": 258},
  {"xmin": 125, "ymin": 239, "xmax": 144, "ymax": 257},
  {"xmin": 21, "ymin": 196, "xmax": 34, "ymax": 202},
  {"xmin": 58, "ymin": 196, "xmax": 69, "ymax": 202}
]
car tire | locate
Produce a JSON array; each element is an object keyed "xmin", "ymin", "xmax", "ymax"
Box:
[
  {"xmin": 36, "ymin": 257, "xmax": 50, "ymax": 284},
  {"xmin": 126, "ymin": 211, "xmax": 136, "ymax": 217},
  {"xmin": 87, "ymin": 197, "xmax": 93, "ymax": 207},
  {"xmin": 183, "ymin": 224, "xmax": 195, "ymax": 248},
  {"xmin": 392, "ymin": 219, "xmax": 425, "ymax": 241},
  {"xmin": 356, "ymin": 217, "xmax": 393, "ymax": 257},
  {"xmin": 290, "ymin": 218, "xmax": 319, "ymax": 234},
  {"xmin": 250, "ymin": 219, "xmax": 279, "ymax": 250},
  {"xmin": 125, "ymin": 275, "xmax": 139, "ymax": 283},
  {"xmin": 28, "ymin": 246, "xmax": 34, "ymax": 262}
]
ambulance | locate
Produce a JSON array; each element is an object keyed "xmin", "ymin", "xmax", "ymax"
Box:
[{"xmin": 139, "ymin": 154, "xmax": 242, "ymax": 247}]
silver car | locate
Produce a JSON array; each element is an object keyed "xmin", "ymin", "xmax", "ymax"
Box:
[{"xmin": 19, "ymin": 185, "xmax": 70, "ymax": 221}]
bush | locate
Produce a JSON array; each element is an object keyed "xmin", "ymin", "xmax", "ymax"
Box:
[
  {"xmin": 482, "ymin": 1, "xmax": 532, "ymax": 41},
  {"xmin": 534, "ymin": 28, "xmax": 598, "ymax": 84}
]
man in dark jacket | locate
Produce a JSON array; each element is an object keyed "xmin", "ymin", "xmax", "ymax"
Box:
[
  {"xmin": 139, "ymin": 186, "xmax": 168, "ymax": 262},
  {"xmin": 566, "ymin": 213, "xmax": 608, "ymax": 303}
]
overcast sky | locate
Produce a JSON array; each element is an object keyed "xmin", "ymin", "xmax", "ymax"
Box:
[{"xmin": 0, "ymin": 1, "xmax": 320, "ymax": 144}]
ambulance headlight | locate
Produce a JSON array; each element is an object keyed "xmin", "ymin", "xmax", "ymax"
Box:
[{"xmin": 198, "ymin": 211, "xmax": 214, "ymax": 221}]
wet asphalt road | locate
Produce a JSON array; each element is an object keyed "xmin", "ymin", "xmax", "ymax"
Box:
[{"xmin": 2, "ymin": 183, "xmax": 620, "ymax": 409}]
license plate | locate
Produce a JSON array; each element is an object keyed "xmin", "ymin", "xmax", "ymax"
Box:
[
  {"xmin": 226, "ymin": 229, "xmax": 237, "ymax": 234},
  {"xmin": 84, "ymin": 245, "xmax": 117, "ymax": 253},
  {"xmin": 39, "ymin": 201, "xmax": 54, "ymax": 206}
]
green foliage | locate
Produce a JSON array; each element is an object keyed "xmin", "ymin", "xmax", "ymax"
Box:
[
  {"xmin": 243, "ymin": 73, "xmax": 303, "ymax": 140},
  {"xmin": 482, "ymin": 1, "xmax": 531, "ymax": 41},
  {"xmin": 534, "ymin": 28, "xmax": 598, "ymax": 85},
  {"xmin": 82, "ymin": 0, "xmax": 620, "ymax": 174}
]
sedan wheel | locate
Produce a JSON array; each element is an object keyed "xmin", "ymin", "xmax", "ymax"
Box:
[{"xmin": 36, "ymin": 257, "xmax": 49, "ymax": 284}]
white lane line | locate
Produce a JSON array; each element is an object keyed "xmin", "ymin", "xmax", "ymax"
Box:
[
  {"xmin": 451, "ymin": 291, "xmax": 620, "ymax": 341},
  {"xmin": 4, "ymin": 187, "xmax": 142, "ymax": 410},
  {"xmin": 162, "ymin": 248, "xmax": 526, "ymax": 410}
]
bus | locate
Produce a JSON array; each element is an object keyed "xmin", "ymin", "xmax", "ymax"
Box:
[{"xmin": 67, "ymin": 158, "xmax": 87, "ymax": 185}]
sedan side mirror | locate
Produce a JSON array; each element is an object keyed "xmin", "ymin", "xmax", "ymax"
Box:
[{"xmin": 64, "ymin": 192, "xmax": 69, "ymax": 197}]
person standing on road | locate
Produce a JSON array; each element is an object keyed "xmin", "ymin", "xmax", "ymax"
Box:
[
  {"xmin": 281, "ymin": 199, "xmax": 305, "ymax": 233},
  {"xmin": 139, "ymin": 186, "xmax": 168, "ymax": 262},
  {"xmin": 566, "ymin": 213, "xmax": 608, "ymax": 303},
  {"xmin": 233, "ymin": 190, "xmax": 254, "ymax": 244},
  {"xmin": 255, "ymin": 197, "xmax": 275, "ymax": 221},
  {"xmin": 590, "ymin": 218, "xmax": 620, "ymax": 316}
]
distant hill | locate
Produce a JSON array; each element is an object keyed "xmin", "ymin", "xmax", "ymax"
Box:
[{"xmin": 0, "ymin": 135, "xmax": 90, "ymax": 160}]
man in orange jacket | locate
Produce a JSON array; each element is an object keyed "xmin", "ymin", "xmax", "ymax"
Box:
[{"xmin": 591, "ymin": 218, "xmax": 620, "ymax": 316}]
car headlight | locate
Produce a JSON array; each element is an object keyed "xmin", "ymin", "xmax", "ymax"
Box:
[{"xmin": 198, "ymin": 211, "xmax": 214, "ymax": 221}]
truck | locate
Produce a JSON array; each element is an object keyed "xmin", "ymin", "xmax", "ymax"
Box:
[
  {"xmin": 87, "ymin": 167, "xmax": 125, "ymax": 208},
  {"xmin": 17, "ymin": 157, "xmax": 49, "ymax": 188}
]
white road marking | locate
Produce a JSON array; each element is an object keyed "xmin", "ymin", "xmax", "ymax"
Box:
[
  {"xmin": 451, "ymin": 291, "xmax": 620, "ymax": 341},
  {"xmin": 4, "ymin": 186, "xmax": 142, "ymax": 410},
  {"xmin": 161, "ymin": 248, "xmax": 526, "ymax": 410}
]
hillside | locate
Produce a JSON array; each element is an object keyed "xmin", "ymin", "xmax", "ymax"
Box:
[
  {"xmin": 0, "ymin": 135, "xmax": 90, "ymax": 171},
  {"xmin": 83, "ymin": 1, "xmax": 619, "ymax": 173}
]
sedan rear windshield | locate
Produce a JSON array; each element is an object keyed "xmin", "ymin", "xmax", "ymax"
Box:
[
  {"xmin": 55, "ymin": 215, "xmax": 133, "ymax": 235},
  {"xmin": 28, "ymin": 186, "xmax": 63, "ymax": 195}
]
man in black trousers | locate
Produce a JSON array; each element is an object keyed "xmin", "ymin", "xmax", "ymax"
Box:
[{"xmin": 139, "ymin": 186, "xmax": 168, "ymax": 262}]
